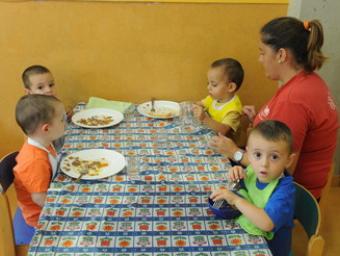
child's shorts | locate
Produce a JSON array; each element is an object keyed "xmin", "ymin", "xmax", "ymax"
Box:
[{"xmin": 14, "ymin": 208, "xmax": 35, "ymax": 245}]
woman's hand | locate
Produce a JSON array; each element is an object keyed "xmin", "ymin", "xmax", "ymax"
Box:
[
  {"xmin": 229, "ymin": 165, "xmax": 246, "ymax": 181},
  {"xmin": 243, "ymin": 105, "xmax": 256, "ymax": 122},
  {"xmin": 208, "ymin": 133, "xmax": 239, "ymax": 159}
]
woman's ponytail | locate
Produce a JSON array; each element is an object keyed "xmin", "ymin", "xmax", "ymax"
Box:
[{"xmin": 305, "ymin": 20, "xmax": 326, "ymax": 72}]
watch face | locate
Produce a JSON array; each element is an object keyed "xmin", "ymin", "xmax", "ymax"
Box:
[{"xmin": 234, "ymin": 151, "xmax": 243, "ymax": 162}]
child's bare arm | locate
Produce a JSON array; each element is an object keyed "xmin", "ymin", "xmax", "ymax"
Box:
[
  {"xmin": 195, "ymin": 101, "xmax": 204, "ymax": 106},
  {"xmin": 192, "ymin": 101, "xmax": 230, "ymax": 134},
  {"xmin": 233, "ymin": 196, "xmax": 274, "ymax": 231},
  {"xmin": 31, "ymin": 192, "xmax": 47, "ymax": 207},
  {"xmin": 210, "ymin": 188, "xmax": 274, "ymax": 232},
  {"xmin": 202, "ymin": 117, "xmax": 231, "ymax": 135},
  {"xmin": 201, "ymin": 111, "xmax": 241, "ymax": 135}
]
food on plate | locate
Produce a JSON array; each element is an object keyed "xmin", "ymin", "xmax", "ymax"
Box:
[
  {"xmin": 62, "ymin": 156, "xmax": 109, "ymax": 176},
  {"xmin": 146, "ymin": 106, "xmax": 177, "ymax": 118},
  {"xmin": 76, "ymin": 115, "xmax": 113, "ymax": 126}
]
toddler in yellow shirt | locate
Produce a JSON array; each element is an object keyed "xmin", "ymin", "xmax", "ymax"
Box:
[{"xmin": 193, "ymin": 58, "xmax": 244, "ymax": 135}]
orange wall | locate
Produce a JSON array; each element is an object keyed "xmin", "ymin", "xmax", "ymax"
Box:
[{"xmin": 0, "ymin": 2, "xmax": 286, "ymax": 156}]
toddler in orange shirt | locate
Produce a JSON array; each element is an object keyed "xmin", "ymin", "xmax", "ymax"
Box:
[{"xmin": 14, "ymin": 94, "xmax": 66, "ymax": 229}]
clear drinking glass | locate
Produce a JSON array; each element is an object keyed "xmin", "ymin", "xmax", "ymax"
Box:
[
  {"xmin": 179, "ymin": 102, "xmax": 194, "ymax": 127},
  {"xmin": 124, "ymin": 105, "xmax": 135, "ymax": 122},
  {"xmin": 198, "ymin": 134, "xmax": 210, "ymax": 147},
  {"xmin": 127, "ymin": 156, "xmax": 140, "ymax": 181},
  {"xmin": 156, "ymin": 131, "xmax": 168, "ymax": 150}
]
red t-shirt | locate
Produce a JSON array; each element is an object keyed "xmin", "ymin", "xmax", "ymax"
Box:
[
  {"xmin": 254, "ymin": 71, "xmax": 338, "ymax": 198},
  {"xmin": 13, "ymin": 142, "xmax": 52, "ymax": 227}
]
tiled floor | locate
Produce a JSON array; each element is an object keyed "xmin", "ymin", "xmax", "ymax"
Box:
[{"xmin": 320, "ymin": 187, "xmax": 340, "ymax": 255}]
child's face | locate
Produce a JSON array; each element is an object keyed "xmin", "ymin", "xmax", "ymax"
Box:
[
  {"xmin": 26, "ymin": 72, "xmax": 56, "ymax": 96},
  {"xmin": 246, "ymin": 132, "xmax": 294, "ymax": 183},
  {"xmin": 47, "ymin": 103, "xmax": 66, "ymax": 141},
  {"xmin": 207, "ymin": 67, "xmax": 231, "ymax": 101}
]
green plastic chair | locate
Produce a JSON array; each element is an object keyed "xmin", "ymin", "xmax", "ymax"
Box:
[{"xmin": 291, "ymin": 182, "xmax": 325, "ymax": 256}]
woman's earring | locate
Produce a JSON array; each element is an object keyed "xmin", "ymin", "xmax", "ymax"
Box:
[{"xmin": 278, "ymin": 60, "xmax": 283, "ymax": 64}]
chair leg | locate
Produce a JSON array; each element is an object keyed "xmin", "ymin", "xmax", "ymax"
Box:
[
  {"xmin": 15, "ymin": 244, "xmax": 29, "ymax": 256},
  {"xmin": 307, "ymin": 235, "xmax": 324, "ymax": 256}
]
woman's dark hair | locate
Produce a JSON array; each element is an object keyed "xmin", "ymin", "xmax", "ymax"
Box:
[{"xmin": 260, "ymin": 17, "xmax": 326, "ymax": 72}]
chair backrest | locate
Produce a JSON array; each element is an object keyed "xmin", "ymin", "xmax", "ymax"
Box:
[
  {"xmin": 294, "ymin": 182, "xmax": 325, "ymax": 256},
  {"xmin": 319, "ymin": 163, "xmax": 334, "ymax": 214},
  {"xmin": 0, "ymin": 152, "xmax": 18, "ymax": 193},
  {"xmin": 0, "ymin": 152, "xmax": 18, "ymax": 256}
]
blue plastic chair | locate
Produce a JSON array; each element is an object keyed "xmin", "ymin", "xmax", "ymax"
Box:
[
  {"xmin": 291, "ymin": 182, "xmax": 325, "ymax": 256},
  {"xmin": 0, "ymin": 152, "xmax": 30, "ymax": 256}
]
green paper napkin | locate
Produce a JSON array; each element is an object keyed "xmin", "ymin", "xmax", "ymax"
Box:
[{"xmin": 86, "ymin": 97, "xmax": 132, "ymax": 113}]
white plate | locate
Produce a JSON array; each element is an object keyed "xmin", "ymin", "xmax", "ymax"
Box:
[
  {"xmin": 137, "ymin": 100, "xmax": 180, "ymax": 119},
  {"xmin": 72, "ymin": 108, "xmax": 124, "ymax": 128},
  {"xmin": 60, "ymin": 149, "xmax": 126, "ymax": 180}
]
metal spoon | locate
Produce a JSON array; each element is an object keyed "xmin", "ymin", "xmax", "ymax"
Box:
[
  {"xmin": 231, "ymin": 179, "xmax": 241, "ymax": 191},
  {"xmin": 212, "ymin": 199, "xmax": 226, "ymax": 209},
  {"xmin": 151, "ymin": 98, "xmax": 156, "ymax": 112},
  {"xmin": 75, "ymin": 169, "xmax": 88, "ymax": 182}
]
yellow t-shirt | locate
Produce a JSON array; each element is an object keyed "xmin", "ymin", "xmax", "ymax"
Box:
[{"xmin": 202, "ymin": 95, "xmax": 243, "ymax": 131}]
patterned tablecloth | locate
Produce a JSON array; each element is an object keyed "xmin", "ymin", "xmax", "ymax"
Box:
[{"xmin": 28, "ymin": 104, "xmax": 272, "ymax": 256}]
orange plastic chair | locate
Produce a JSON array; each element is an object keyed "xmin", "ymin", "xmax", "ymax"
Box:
[
  {"xmin": 0, "ymin": 152, "xmax": 28, "ymax": 256},
  {"xmin": 291, "ymin": 182, "xmax": 325, "ymax": 256}
]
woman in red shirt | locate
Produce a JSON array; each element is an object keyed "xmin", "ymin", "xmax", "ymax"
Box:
[{"xmin": 210, "ymin": 17, "xmax": 338, "ymax": 199}]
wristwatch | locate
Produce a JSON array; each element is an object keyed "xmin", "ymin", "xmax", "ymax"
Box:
[{"xmin": 233, "ymin": 150, "xmax": 244, "ymax": 163}]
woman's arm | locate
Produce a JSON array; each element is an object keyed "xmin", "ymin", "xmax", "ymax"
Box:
[{"xmin": 209, "ymin": 133, "xmax": 250, "ymax": 166}]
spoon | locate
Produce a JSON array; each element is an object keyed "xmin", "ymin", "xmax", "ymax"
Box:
[
  {"xmin": 231, "ymin": 179, "xmax": 241, "ymax": 191},
  {"xmin": 212, "ymin": 179, "xmax": 241, "ymax": 208},
  {"xmin": 212, "ymin": 199, "xmax": 226, "ymax": 209},
  {"xmin": 75, "ymin": 169, "xmax": 88, "ymax": 182},
  {"xmin": 151, "ymin": 97, "xmax": 156, "ymax": 112}
]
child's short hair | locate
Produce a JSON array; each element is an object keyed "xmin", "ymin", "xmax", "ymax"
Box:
[
  {"xmin": 22, "ymin": 65, "xmax": 51, "ymax": 89},
  {"xmin": 15, "ymin": 94, "xmax": 61, "ymax": 135},
  {"xmin": 211, "ymin": 58, "xmax": 244, "ymax": 90},
  {"xmin": 250, "ymin": 120, "xmax": 293, "ymax": 153}
]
